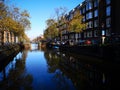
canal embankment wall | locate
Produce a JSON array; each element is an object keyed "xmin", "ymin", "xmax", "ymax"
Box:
[
  {"xmin": 59, "ymin": 44, "xmax": 120, "ymax": 62},
  {"xmin": 0, "ymin": 44, "xmax": 22, "ymax": 72},
  {"xmin": 0, "ymin": 44, "xmax": 21, "ymax": 64}
]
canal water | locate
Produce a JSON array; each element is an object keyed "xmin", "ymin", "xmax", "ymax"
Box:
[{"xmin": 0, "ymin": 44, "xmax": 120, "ymax": 90}]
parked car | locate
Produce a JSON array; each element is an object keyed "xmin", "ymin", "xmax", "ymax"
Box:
[
  {"xmin": 84, "ymin": 40, "xmax": 92, "ymax": 45},
  {"xmin": 77, "ymin": 40, "xmax": 85, "ymax": 45},
  {"xmin": 105, "ymin": 36, "xmax": 120, "ymax": 44}
]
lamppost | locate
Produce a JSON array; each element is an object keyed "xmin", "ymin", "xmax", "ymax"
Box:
[{"xmin": 101, "ymin": 23, "xmax": 105, "ymax": 44}]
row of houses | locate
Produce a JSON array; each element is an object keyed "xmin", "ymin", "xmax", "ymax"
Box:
[
  {"xmin": 57, "ymin": 0, "xmax": 120, "ymax": 45},
  {"xmin": 0, "ymin": 30, "xmax": 18, "ymax": 45},
  {"xmin": 0, "ymin": 1, "xmax": 18, "ymax": 46}
]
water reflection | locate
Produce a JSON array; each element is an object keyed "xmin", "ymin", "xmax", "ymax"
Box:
[
  {"xmin": 0, "ymin": 50, "xmax": 33, "ymax": 90},
  {"xmin": 0, "ymin": 44, "xmax": 119, "ymax": 90},
  {"xmin": 44, "ymin": 49, "xmax": 75, "ymax": 90},
  {"xmin": 44, "ymin": 49, "xmax": 116, "ymax": 90}
]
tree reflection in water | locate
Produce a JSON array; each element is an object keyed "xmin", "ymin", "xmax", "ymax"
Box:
[
  {"xmin": 44, "ymin": 49, "xmax": 112, "ymax": 90},
  {"xmin": 44, "ymin": 49, "xmax": 75, "ymax": 90},
  {"xmin": 0, "ymin": 50, "xmax": 33, "ymax": 90}
]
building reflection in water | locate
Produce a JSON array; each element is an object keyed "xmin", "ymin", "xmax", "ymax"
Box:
[
  {"xmin": 44, "ymin": 49, "xmax": 119, "ymax": 90},
  {"xmin": 0, "ymin": 44, "xmax": 119, "ymax": 90}
]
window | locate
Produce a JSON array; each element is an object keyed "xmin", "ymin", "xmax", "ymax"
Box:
[
  {"xmin": 88, "ymin": 2, "xmax": 92, "ymax": 10},
  {"xmin": 62, "ymin": 30, "xmax": 68, "ymax": 35},
  {"xmin": 87, "ymin": 31, "xmax": 92, "ymax": 37},
  {"xmin": 83, "ymin": 7, "xmax": 85, "ymax": 14},
  {"xmin": 82, "ymin": 16, "xmax": 85, "ymax": 22},
  {"xmin": 106, "ymin": 0, "xmax": 111, "ymax": 5},
  {"xmin": 87, "ymin": 32, "xmax": 89, "ymax": 37},
  {"xmin": 86, "ymin": 12, "xmax": 93, "ymax": 20},
  {"xmin": 88, "ymin": 12, "xmax": 92, "ymax": 19},
  {"xmin": 106, "ymin": 6, "xmax": 111, "ymax": 16},
  {"xmin": 89, "ymin": 31, "xmax": 92, "ymax": 37},
  {"xmin": 84, "ymin": 32, "xmax": 87, "ymax": 38},
  {"xmin": 94, "ymin": 9, "xmax": 98, "ymax": 17},
  {"xmin": 80, "ymin": 7, "xmax": 85, "ymax": 14},
  {"xmin": 106, "ymin": 29, "xmax": 111, "ymax": 36},
  {"xmin": 94, "ymin": 20, "xmax": 98, "ymax": 27},
  {"xmin": 78, "ymin": 33, "xmax": 81, "ymax": 38},
  {"xmin": 106, "ymin": 17, "xmax": 111, "ymax": 27},
  {"xmin": 70, "ymin": 14, "xmax": 73, "ymax": 20},
  {"xmin": 80, "ymin": 9, "xmax": 82, "ymax": 14},
  {"xmin": 94, "ymin": 0, "xmax": 98, "ymax": 7},
  {"xmin": 75, "ymin": 33, "xmax": 79, "ymax": 39},
  {"xmin": 94, "ymin": 30, "xmax": 99, "ymax": 37},
  {"xmin": 88, "ymin": 21, "xmax": 93, "ymax": 28},
  {"xmin": 102, "ymin": 30, "xmax": 105, "ymax": 36},
  {"xmin": 89, "ymin": 12, "xmax": 93, "ymax": 19},
  {"xmin": 86, "ymin": 1, "xmax": 92, "ymax": 11}
]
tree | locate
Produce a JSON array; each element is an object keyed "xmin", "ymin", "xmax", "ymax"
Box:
[
  {"xmin": 54, "ymin": 7, "xmax": 68, "ymax": 21},
  {"xmin": 44, "ymin": 19, "xmax": 58, "ymax": 40},
  {"xmin": 0, "ymin": 2, "xmax": 7, "ymax": 19},
  {"xmin": 0, "ymin": 2, "xmax": 8, "ymax": 30},
  {"xmin": 9, "ymin": 7, "xmax": 31, "ymax": 35},
  {"xmin": 9, "ymin": 6, "xmax": 31, "ymax": 41},
  {"xmin": 0, "ymin": 2, "xmax": 31, "ymax": 43},
  {"xmin": 44, "ymin": 7, "xmax": 68, "ymax": 41},
  {"xmin": 19, "ymin": 10, "xmax": 31, "ymax": 30},
  {"xmin": 54, "ymin": 7, "xmax": 68, "ymax": 41},
  {"xmin": 69, "ymin": 10, "xmax": 86, "ymax": 33}
]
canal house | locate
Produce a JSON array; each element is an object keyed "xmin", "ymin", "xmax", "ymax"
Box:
[
  {"xmin": 58, "ymin": 0, "xmax": 120, "ymax": 45},
  {"xmin": 0, "ymin": 1, "xmax": 18, "ymax": 45},
  {"xmin": 0, "ymin": 27, "xmax": 17, "ymax": 45}
]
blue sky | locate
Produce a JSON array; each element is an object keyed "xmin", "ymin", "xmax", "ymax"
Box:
[{"xmin": 11, "ymin": 0, "xmax": 83, "ymax": 40}]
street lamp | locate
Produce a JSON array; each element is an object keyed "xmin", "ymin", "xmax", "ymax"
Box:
[{"xmin": 101, "ymin": 23, "xmax": 105, "ymax": 44}]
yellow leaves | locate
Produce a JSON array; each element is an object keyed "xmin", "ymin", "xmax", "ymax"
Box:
[
  {"xmin": 0, "ymin": 16, "xmax": 24, "ymax": 36},
  {"xmin": 0, "ymin": 2, "xmax": 31, "ymax": 42},
  {"xmin": 69, "ymin": 10, "xmax": 85, "ymax": 33},
  {"xmin": 0, "ymin": 5, "xmax": 8, "ymax": 23},
  {"xmin": 44, "ymin": 18, "xmax": 59, "ymax": 39}
]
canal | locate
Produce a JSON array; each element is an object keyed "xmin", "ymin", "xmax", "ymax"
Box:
[{"xmin": 0, "ymin": 44, "xmax": 119, "ymax": 90}]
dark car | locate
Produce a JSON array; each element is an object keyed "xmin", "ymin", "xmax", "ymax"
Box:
[{"xmin": 105, "ymin": 36, "xmax": 120, "ymax": 44}]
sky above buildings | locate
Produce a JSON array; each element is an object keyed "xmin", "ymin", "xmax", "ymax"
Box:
[{"xmin": 10, "ymin": 0, "xmax": 83, "ymax": 40}]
